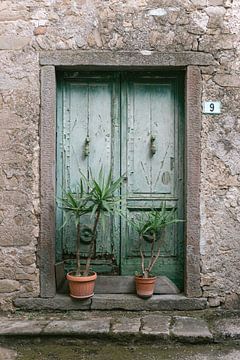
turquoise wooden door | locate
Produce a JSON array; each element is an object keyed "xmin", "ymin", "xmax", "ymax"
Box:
[
  {"xmin": 120, "ymin": 74, "xmax": 184, "ymax": 289},
  {"xmin": 56, "ymin": 72, "xmax": 184, "ymax": 289},
  {"xmin": 56, "ymin": 73, "xmax": 121, "ymax": 274}
]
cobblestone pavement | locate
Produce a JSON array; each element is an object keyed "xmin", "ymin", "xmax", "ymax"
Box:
[{"xmin": 0, "ymin": 309, "xmax": 240, "ymax": 343}]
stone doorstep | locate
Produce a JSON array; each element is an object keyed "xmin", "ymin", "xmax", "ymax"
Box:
[
  {"xmin": 1, "ymin": 314, "xmax": 240, "ymax": 343},
  {"xmin": 0, "ymin": 315, "xmax": 213, "ymax": 343},
  {"xmin": 14, "ymin": 294, "xmax": 207, "ymax": 311}
]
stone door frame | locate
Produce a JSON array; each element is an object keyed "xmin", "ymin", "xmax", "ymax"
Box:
[{"xmin": 39, "ymin": 50, "xmax": 209, "ymax": 298}]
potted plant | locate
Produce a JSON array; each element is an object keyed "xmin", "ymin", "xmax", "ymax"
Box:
[
  {"xmin": 131, "ymin": 202, "xmax": 183, "ymax": 298},
  {"xmin": 60, "ymin": 168, "xmax": 123, "ymax": 299}
]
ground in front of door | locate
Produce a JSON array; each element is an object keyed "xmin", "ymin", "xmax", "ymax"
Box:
[{"xmin": 1, "ymin": 341, "xmax": 240, "ymax": 360}]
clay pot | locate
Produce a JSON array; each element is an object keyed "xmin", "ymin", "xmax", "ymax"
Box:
[
  {"xmin": 67, "ymin": 271, "xmax": 97, "ymax": 299},
  {"xmin": 135, "ymin": 275, "xmax": 156, "ymax": 298}
]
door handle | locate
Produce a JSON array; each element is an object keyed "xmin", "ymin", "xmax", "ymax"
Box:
[
  {"xmin": 150, "ymin": 135, "xmax": 156, "ymax": 155},
  {"xmin": 84, "ymin": 136, "xmax": 90, "ymax": 157}
]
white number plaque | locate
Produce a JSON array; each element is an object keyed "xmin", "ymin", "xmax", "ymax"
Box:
[{"xmin": 202, "ymin": 101, "xmax": 221, "ymax": 114}]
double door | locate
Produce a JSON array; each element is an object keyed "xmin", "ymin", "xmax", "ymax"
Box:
[{"xmin": 56, "ymin": 71, "xmax": 184, "ymax": 289}]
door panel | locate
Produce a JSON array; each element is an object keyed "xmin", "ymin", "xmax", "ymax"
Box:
[
  {"xmin": 126, "ymin": 81, "xmax": 175, "ymax": 196},
  {"xmin": 56, "ymin": 72, "xmax": 184, "ymax": 289},
  {"xmin": 56, "ymin": 73, "xmax": 120, "ymax": 274},
  {"xmin": 121, "ymin": 74, "xmax": 184, "ymax": 289}
]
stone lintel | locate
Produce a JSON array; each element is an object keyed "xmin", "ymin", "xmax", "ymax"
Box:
[{"xmin": 40, "ymin": 51, "xmax": 214, "ymax": 68}]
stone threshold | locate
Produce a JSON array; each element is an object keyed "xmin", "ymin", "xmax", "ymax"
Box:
[{"xmin": 14, "ymin": 294, "xmax": 207, "ymax": 311}]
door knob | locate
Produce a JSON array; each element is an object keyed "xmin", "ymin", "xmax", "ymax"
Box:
[{"xmin": 150, "ymin": 135, "xmax": 156, "ymax": 155}]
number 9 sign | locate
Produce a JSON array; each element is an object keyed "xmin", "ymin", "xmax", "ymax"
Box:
[{"xmin": 203, "ymin": 101, "xmax": 221, "ymax": 114}]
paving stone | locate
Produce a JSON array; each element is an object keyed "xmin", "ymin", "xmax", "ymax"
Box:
[
  {"xmin": 171, "ymin": 317, "xmax": 213, "ymax": 342},
  {"xmin": 0, "ymin": 320, "xmax": 47, "ymax": 335},
  {"xmin": 0, "ymin": 347, "xmax": 17, "ymax": 360},
  {"xmin": 43, "ymin": 319, "xmax": 111, "ymax": 335},
  {"xmin": 111, "ymin": 317, "xmax": 141, "ymax": 334},
  {"xmin": 213, "ymin": 318, "xmax": 240, "ymax": 339},
  {"xmin": 141, "ymin": 315, "xmax": 171, "ymax": 337}
]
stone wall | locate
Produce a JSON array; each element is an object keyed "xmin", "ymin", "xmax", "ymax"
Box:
[{"xmin": 0, "ymin": 0, "xmax": 239, "ymax": 310}]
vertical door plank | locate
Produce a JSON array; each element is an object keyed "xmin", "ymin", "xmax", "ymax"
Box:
[
  {"xmin": 69, "ymin": 83, "xmax": 88, "ymax": 185},
  {"xmin": 88, "ymin": 83, "xmax": 112, "ymax": 177},
  {"xmin": 151, "ymin": 84, "xmax": 175, "ymax": 195}
]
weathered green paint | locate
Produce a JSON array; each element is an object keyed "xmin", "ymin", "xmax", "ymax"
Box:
[
  {"xmin": 120, "ymin": 73, "xmax": 184, "ymax": 289},
  {"xmin": 56, "ymin": 72, "xmax": 184, "ymax": 289},
  {"xmin": 56, "ymin": 72, "xmax": 121, "ymax": 273}
]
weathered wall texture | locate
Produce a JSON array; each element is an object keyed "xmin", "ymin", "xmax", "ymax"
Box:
[{"xmin": 0, "ymin": 0, "xmax": 240, "ymax": 310}]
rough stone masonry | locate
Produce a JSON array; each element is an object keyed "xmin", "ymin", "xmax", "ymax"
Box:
[{"xmin": 0, "ymin": 0, "xmax": 240, "ymax": 310}]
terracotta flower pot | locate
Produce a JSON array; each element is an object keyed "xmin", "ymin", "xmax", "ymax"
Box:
[
  {"xmin": 67, "ymin": 271, "xmax": 97, "ymax": 299},
  {"xmin": 135, "ymin": 275, "xmax": 156, "ymax": 298}
]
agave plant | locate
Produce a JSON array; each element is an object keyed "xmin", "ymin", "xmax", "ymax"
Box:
[
  {"xmin": 60, "ymin": 168, "xmax": 123, "ymax": 277},
  {"xmin": 81, "ymin": 168, "xmax": 123, "ymax": 276},
  {"xmin": 60, "ymin": 180, "xmax": 91, "ymax": 276},
  {"xmin": 131, "ymin": 202, "xmax": 183, "ymax": 278}
]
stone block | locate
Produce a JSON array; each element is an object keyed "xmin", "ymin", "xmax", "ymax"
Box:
[
  {"xmin": 40, "ymin": 50, "xmax": 214, "ymax": 67},
  {"xmin": 208, "ymin": 297, "xmax": 221, "ymax": 307},
  {"xmin": 19, "ymin": 253, "xmax": 36, "ymax": 266},
  {"xmin": 224, "ymin": 294, "xmax": 240, "ymax": 309},
  {"xmin": 191, "ymin": 0, "xmax": 208, "ymax": 6},
  {"xmin": 205, "ymin": 6, "xmax": 226, "ymax": 17},
  {"xmin": 111, "ymin": 317, "xmax": 141, "ymax": 334},
  {"xmin": 14, "ymin": 294, "xmax": 208, "ymax": 311},
  {"xmin": 0, "ymin": 280, "xmax": 20, "ymax": 293},
  {"xmin": 91, "ymin": 294, "xmax": 207, "ymax": 311},
  {"xmin": 15, "ymin": 270, "xmax": 37, "ymax": 281},
  {"xmin": 213, "ymin": 74, "xmax": 240, "ymax": 87},
  {"xmin": 14, "ymin": 294, "xmax": 91, "ymax": 310},
  {"xmin": 0, "ymin": 36, "xmax": 31, "ymax": 50},
  {"xmin": 208, "ymin": 0, "xmax": 224, "ymax": 4},
  {"xmin": 0, "ymin": 320, "xmax": 46, "ymax": 335},
  {"xmin": 171, "ymin": 316, "xmax": 213, "ymax": 342},
  {"xmin": 43, "ymin": 319, "xmax": 111, "ymax": 335},
  {"xmin": 141, "ymin": 315, "xmax": 171, "ymax": 337}
]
